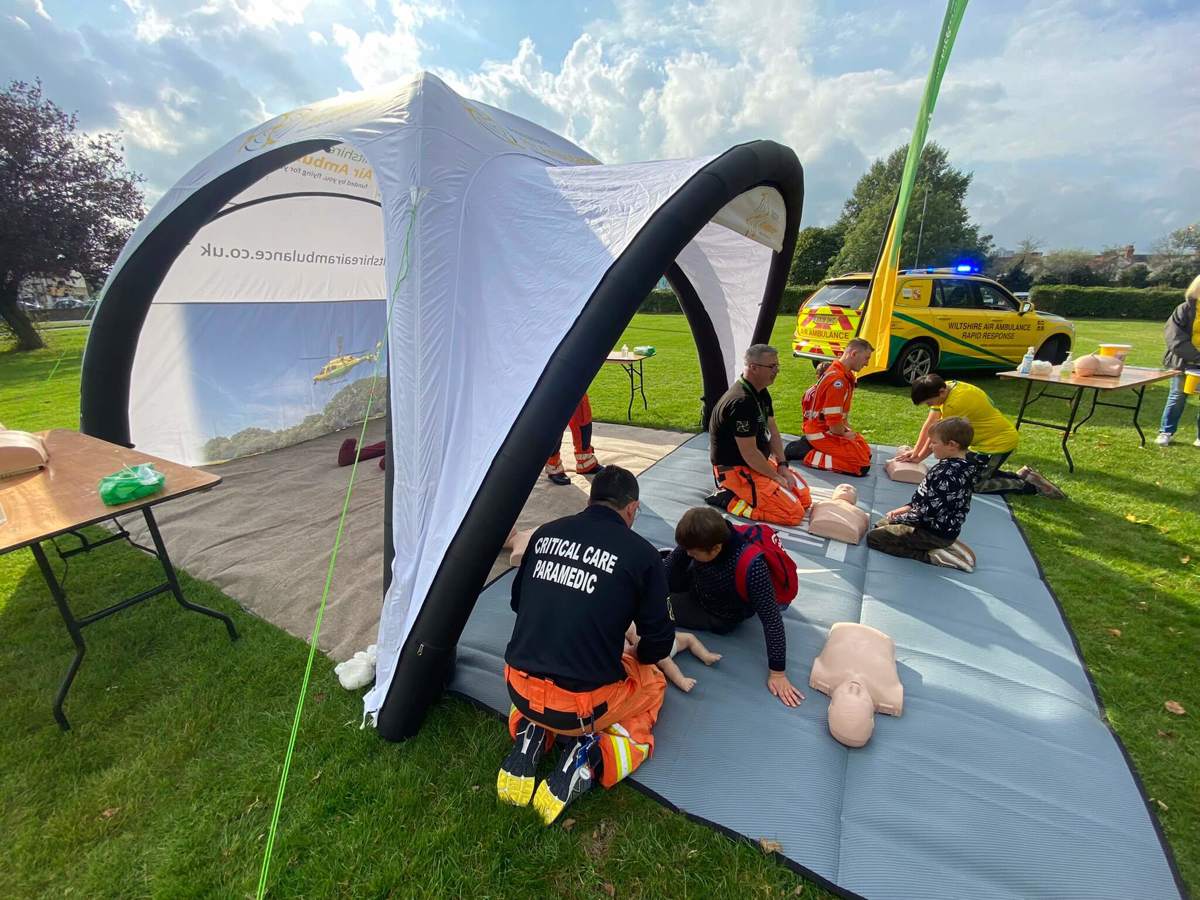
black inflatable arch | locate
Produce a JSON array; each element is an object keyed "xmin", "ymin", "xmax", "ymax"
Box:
[{"xmin": 79, "ymin": 138, "xmax": 803, "ymax": 741}]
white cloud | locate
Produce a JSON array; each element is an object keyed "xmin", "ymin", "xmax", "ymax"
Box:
[
  {"xmin": 24, "ymin": 0, "xmax": 50, "ymax": 21},
  {"xmin": 308, "ymin": 29, "xmax": 326, "ymax": 45},
  {"xmin": 9, "ymin": 15, "xmax": 30, "ymax": 29},
  {"xmin": 332, "ymin": 3, "xmax": 448, "ymax": 89}
]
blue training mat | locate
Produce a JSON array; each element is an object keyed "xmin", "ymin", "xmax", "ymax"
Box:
[{"xmin": 449, "ymin": 435, "xmax": 1184, "ymax": 899}]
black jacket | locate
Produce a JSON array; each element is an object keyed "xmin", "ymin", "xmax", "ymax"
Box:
[
  {"xmin": 505, "ymin": 504, "xmax": 674, "ymax": 691},
  {"xmin": 1163, "ymin": 299, "xmax": 1200, "ymax": 371}
]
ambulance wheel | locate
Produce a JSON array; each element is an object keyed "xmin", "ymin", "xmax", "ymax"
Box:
[
  {"xmin": 1035, "ymin": 335, "xmax": 1070, "ymax": 364},
  {"xmin": 889, "ymin": 340, "xmax": 938, "ymax": 385}
]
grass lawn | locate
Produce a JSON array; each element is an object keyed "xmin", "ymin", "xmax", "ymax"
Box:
[{"xmin": 2, "ymin": 317, "xmax": 1197, "ymax": 897}]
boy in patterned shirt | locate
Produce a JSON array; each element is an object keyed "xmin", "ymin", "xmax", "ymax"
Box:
[{"xmin": 867, "ymin": 417, "xmax": 977, "ymax": 572}]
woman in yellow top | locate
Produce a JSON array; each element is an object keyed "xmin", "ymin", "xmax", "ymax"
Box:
[{"xmin": 895, "ymin": 375, "xmax": 1065, "ymax": 498}]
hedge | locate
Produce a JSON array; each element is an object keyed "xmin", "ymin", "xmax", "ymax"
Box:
[
  {"xmin": 640, "ymin": 284, "xmax": 819, "ymax": 315},
  {"xmin": 1030, "ymin": 285, "xmax": 1180, "ymax": 320}
]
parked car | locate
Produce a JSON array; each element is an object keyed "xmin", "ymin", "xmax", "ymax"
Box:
[
  {"xmin": 791, "ymin": 268, "xmax": 1075, "ymax": 385},
  {"xmin": 53, "ymin": 297, "xmax": 89, "ymax": 309}
]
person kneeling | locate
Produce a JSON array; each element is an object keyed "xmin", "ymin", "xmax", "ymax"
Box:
[
  {"xmin": 498, "ymin": 466, "xmax": 673, "ymax": 824},
  {"xmin": 867, "ymin": 417, "xmax": 977, "ymax": 572},
  {"xmin": 785, "ymin": 339, "xmax": 874, "ymax": 476},
  {"xmin": 664, "ymin": 506, "xmax": 805, "ymax": 707}
]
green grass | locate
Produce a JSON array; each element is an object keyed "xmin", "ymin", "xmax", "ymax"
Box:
[{"xmin": 2, "ymin": 317, "xmax": 1197, "ymax": 897}]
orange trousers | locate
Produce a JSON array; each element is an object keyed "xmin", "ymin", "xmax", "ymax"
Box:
[
  {"xmin": 715, "ymin": 465, "xmax": 810, "ymax": 526},
  {"xmin": 506, "ymin": 654, "xmax": 666, "ymax": 788},
  {"xmin": 800, "ymin": 430, "xmax": 872, "ymax": 475},
  {"xmin": 546, "ymin": 395, "xmax": 601, "ymax": 472}
]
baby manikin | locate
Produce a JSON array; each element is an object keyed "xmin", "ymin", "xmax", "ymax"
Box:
[
  {"xmin": 625, "ymin": 625, "xmax": 721, "ymax": 692},
  {"xmin": 808, "ymin": 484, "xmax": 870, "ymax": 545},
  {"xmin": 809, "ymin": 622, "xmax": 904, "ymax": 747}
]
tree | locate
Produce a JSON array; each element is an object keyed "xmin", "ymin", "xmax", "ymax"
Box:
[
  {"xmin": 1117, "ymin": 263, "xmax": 1150, "ymax": 288},
  {"xmin": 0, "ymin": 80, "xmax": 145, "ymax": 350},
  {"xmin": 826, "ymin": 142, "xmax": 993, "ymax": 277},
  {"xmin": 788, "ymin": 225, "xmax": 843, "ymax": 285},
  {"xmin": 1149, "ymin": 223, "xmax": 1200, "ymax": 288},
  {"xmin": 997, "ymin": 260, "xmax": 1033, "ymax": 293},
  {"xmin": 1036, "ymin": 250, "xmax": 1105, "ymax": 286}
]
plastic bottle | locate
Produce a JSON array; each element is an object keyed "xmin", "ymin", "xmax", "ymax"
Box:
[
  {"xmin": 621, "ymin": 343, "xmax": 629, "ymax": 355},
  {"xmin": 1058, "ymin": 351, "xmax": 1074, "ymax": 378},
  {"xmin": 1017, "ymin": 346, "xmax": 1035, "ymax": 375}
]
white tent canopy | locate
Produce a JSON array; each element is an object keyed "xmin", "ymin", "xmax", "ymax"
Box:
[{"xmin": 82, "ymin": 72, "xmax": 803, "ymax": 737}]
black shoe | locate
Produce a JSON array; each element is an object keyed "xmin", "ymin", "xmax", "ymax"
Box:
[
  {"xmin": 784, "ymin": 438, "xmax": 812, "ymax": 461},
  {"xmin": 496, "ymin": 717, "xmax": 548, "ymax": 807},
  {"xmin": 547, "ymin": 471, "xmax": 571, "ymax": 486},
  {"xmin": 532, "ymin": 734, "xmax": 597, "ymax": 825},
  {"xmin": 704, "ymin": 488, "xmax": 733, "ymax": 509}
]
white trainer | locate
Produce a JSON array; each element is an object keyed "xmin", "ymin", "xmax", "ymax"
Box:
[{"xmin": 1155, "ymin": 432, "xmax": 1172, "ymax": 447}]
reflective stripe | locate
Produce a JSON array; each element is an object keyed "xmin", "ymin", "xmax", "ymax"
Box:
[
  {"xmin": 807, "ymin": 431, "xmax": 826, "ymax": 440},
  {"xmin": 821, "ymin": 406, "xmax": 843, "ymax": 414},
  {"xmin": 730, "ymin": 500, "xmax": 750, "ymax": 517}
]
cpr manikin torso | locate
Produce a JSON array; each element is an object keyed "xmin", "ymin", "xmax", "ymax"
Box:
[
  {"xmin": 1073, "ymin": 353, "xmax": 1124, "ymax": 377},
  {"xmin": 808, "ymin": 484, "xmax": 870, "ymax": 544},
  {"xmin": 885, "ymin": 448, "xmax": 927, "ymax": 484},
  {"xmin": 809, "ymin": 622, "xmax": 904, "ymax": 747}
]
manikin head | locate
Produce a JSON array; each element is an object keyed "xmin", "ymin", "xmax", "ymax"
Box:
[
  {"xmin": 589, "ymin": 466, "xmax": 640, "ymax": 528},
  {"xmin": 910, "ymin": 373, "xmax": 950, "ymax": 408},
  {"xmin": 831, "ymin": 484, "xmax": 858, "ymax": 504},
  {"xmin": 675, "ymin": 506, "xmax": 728, "ymax": 563},
  {"xmin": 840, "ymin": 338, "xmax": 874, "ymax": 373},
  {"xmin": 828, "ymin": 679, "xmax": 876, "ymax": 747},
  {"xmin": 742, "ymin": 343, "xmax": 781, "ymax": 391}
]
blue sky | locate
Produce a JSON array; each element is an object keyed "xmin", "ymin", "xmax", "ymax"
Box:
[{"xmin": 2, "ymin": 0, "xmax": 1197, "ymax": 251}]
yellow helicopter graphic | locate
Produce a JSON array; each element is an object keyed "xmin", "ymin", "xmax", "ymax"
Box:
[{"xmin": 312, "ymin": 338, "xmax": 382, "ymax": 383}]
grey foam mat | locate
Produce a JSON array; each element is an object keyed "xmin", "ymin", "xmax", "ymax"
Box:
[{"xmin": 450, "ymin": 434, "xmax": 1183, "ymax": 899}]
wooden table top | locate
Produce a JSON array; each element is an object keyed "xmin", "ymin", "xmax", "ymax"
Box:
[
  {"xmin": 997, "ymin": 364, "xmax": 1179, "ymax": 391},
  {"xmin": 605, "ymin": 351, "xmax": 649, "ymax": 363},
  {"xmin": 0, "ymin": 430, "xmax": 220, "ymax": 554}
]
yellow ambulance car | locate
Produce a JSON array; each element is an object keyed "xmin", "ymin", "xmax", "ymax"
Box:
[{"xmin": 792, "ymin": 268, "xmax": 1075, "ymax": 384}]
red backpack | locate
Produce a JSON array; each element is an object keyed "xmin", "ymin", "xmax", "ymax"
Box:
[{"xmin": 732, "ymin": 523, "xmax": 798, "ymax": 607}]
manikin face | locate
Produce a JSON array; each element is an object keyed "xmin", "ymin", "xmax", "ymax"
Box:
[
  {"xmin": 843, "ymin": 345, "xmax": 872, "ymax": 372},
  {"xmin": 687, "ymin": 544, "xmax": 722, "ymax": 563},
  {"xmin": 928, "ymin": 435, "xmax": 963, "ymax": 460},
  {"xmin": 828, "ymin": 679, "xmax": 876, "ymax": 747}
]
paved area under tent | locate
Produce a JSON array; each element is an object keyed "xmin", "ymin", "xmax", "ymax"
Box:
[{"xmin": 115, "ymin": 421, "xmax": 688, "ymax": 661}]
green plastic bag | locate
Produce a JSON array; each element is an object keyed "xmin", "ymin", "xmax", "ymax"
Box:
[
  {"xmin": 633, "ymin": 345, "xmax": 656, "ymax": 357},
  {"xmin": 99, "ymin": 463, "xmax": 165, "ymax": 506}
]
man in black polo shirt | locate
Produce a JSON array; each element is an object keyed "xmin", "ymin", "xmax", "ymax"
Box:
[
  {"xmin": 498, "ymin": 466, "xmax": 674, "ymax": 825},
  {"xmin": 708, "ymin": 343, "xmax": 810, "ymax": 525}
]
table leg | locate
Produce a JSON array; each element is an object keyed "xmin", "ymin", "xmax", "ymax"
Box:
[
  {"xmin": 637, "ymin": 360, "xmax": 648, "ymax": 411},
  {"xmin": 1072, "ymin": 388, "xmax": 1101, "ymax": 434},
  {"xmin": 1060, "ymin": 387, "xmax": 1086, "ymax": 474},
  {"xmin": 1015, "ymin": 379, "xmax": 1034, "ymax": 429},
  {"xmin": 624, "ymin": 363, "xmax": 635, "ymax": 421},
  {"xmin": 1131, "ymin": 385, "xmax": 1147, "ymax": 446},
  {"xmin": 142, "ymin": 508, "xmax": 238, "ymax": 641},
  {"xmin": 30, "ymin": 542, "xmax": 85, "ymax": 731}
]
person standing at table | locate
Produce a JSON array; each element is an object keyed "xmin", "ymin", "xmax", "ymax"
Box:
[{"xmin": 1155, "ymin": 274, "xmax": 1200, "ymax": 447}]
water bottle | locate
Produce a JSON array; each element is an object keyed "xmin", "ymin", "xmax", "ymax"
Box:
[
  {"xmin": 621, "ymin": 344, "xmax": 629, "ymax": 355},
  {"xmin": 1017, "ymin": 346, "xmax": 1035, "ymax": 375},
  {"xmin": 1058, "ymin": 351, "xmax": 1074, "ymax": 378}
]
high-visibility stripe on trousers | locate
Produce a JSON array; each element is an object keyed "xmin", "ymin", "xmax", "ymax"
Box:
[
  {"xmin": 800, "ymin": 431, "xmax": 871, "ymax": 476},
  {"xmin": 546, "ymin": 394, "xmax": 600, "ymax": 473},
  {"xmin": 505, "ymin": 653, "xmax": 665, "ymax": 788},
  {"xmin": 714, "ymin": 465, "xmax": 810, "ymax": 526}
]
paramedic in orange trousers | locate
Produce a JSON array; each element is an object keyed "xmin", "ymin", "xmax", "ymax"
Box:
[
  {"xmin": 498, "ymin": 466, "xmax": 674, "ymax": 825},
  {"xmin": 786, "ymin": 338, "xmax": 873, "ymax": 476},
  {"xmin": 706, "ymin": 344, "xmax": 811, "ymax": 525}
]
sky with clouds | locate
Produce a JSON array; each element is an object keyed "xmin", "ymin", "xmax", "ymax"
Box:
[{"xmin": 2, "ymin": 0, "xmax": 1197, "ymax": 252}]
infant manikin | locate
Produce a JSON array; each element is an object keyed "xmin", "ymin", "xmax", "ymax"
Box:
[
  {"xmin": 625, "ymin": 625, "xmax": 722, "ymax": 692},
  {"xmin": 808, "ymin": 484, "xmax": 870, "ymax": 544},
  {"xmin": 885, "ymin": 447, "xmax": 927, "ymax": 484},
  {"xmin": 1073, "ymin": 353, "xmax": 1124, "ymax": 377},
  {"xmin": 809, "ymin": 622, "xmax": 904, "ymax": 747}
]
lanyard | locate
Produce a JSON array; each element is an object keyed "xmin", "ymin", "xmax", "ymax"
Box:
[{"xmin": 738, "ymin": 377, "xmax": 767, "ymax": 428}]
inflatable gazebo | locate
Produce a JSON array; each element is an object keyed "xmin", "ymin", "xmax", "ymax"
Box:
[{"xmin": 81, "ymin": 72, "xmax": 803, "ymax": 739}]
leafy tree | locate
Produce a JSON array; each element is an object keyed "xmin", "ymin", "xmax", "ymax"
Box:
[
  {"xmin": 0, "ymin": 80, "xmax": 144, "ymax": 350},
  {"xmin": 1036, "ymin": 250, "xmax": 1105, "ymax": 286},
  {"xmin": 997, "ymin": 260, "xmax": 1033, "ymax": 293},
  {"xmin": 788, "ymin": 225, "xmax": 843, "ymax": 285},
  {"xmin": 1149, "ymin": 222, "xmax": 1200, "ymax": 288},
  {"xmin": 1117, "ymin": 263, "xmax": 1150, "ymax": 288},
  {"xmin": 826, "ymin": 142, "xmax": 993, "ymax": 277}
]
